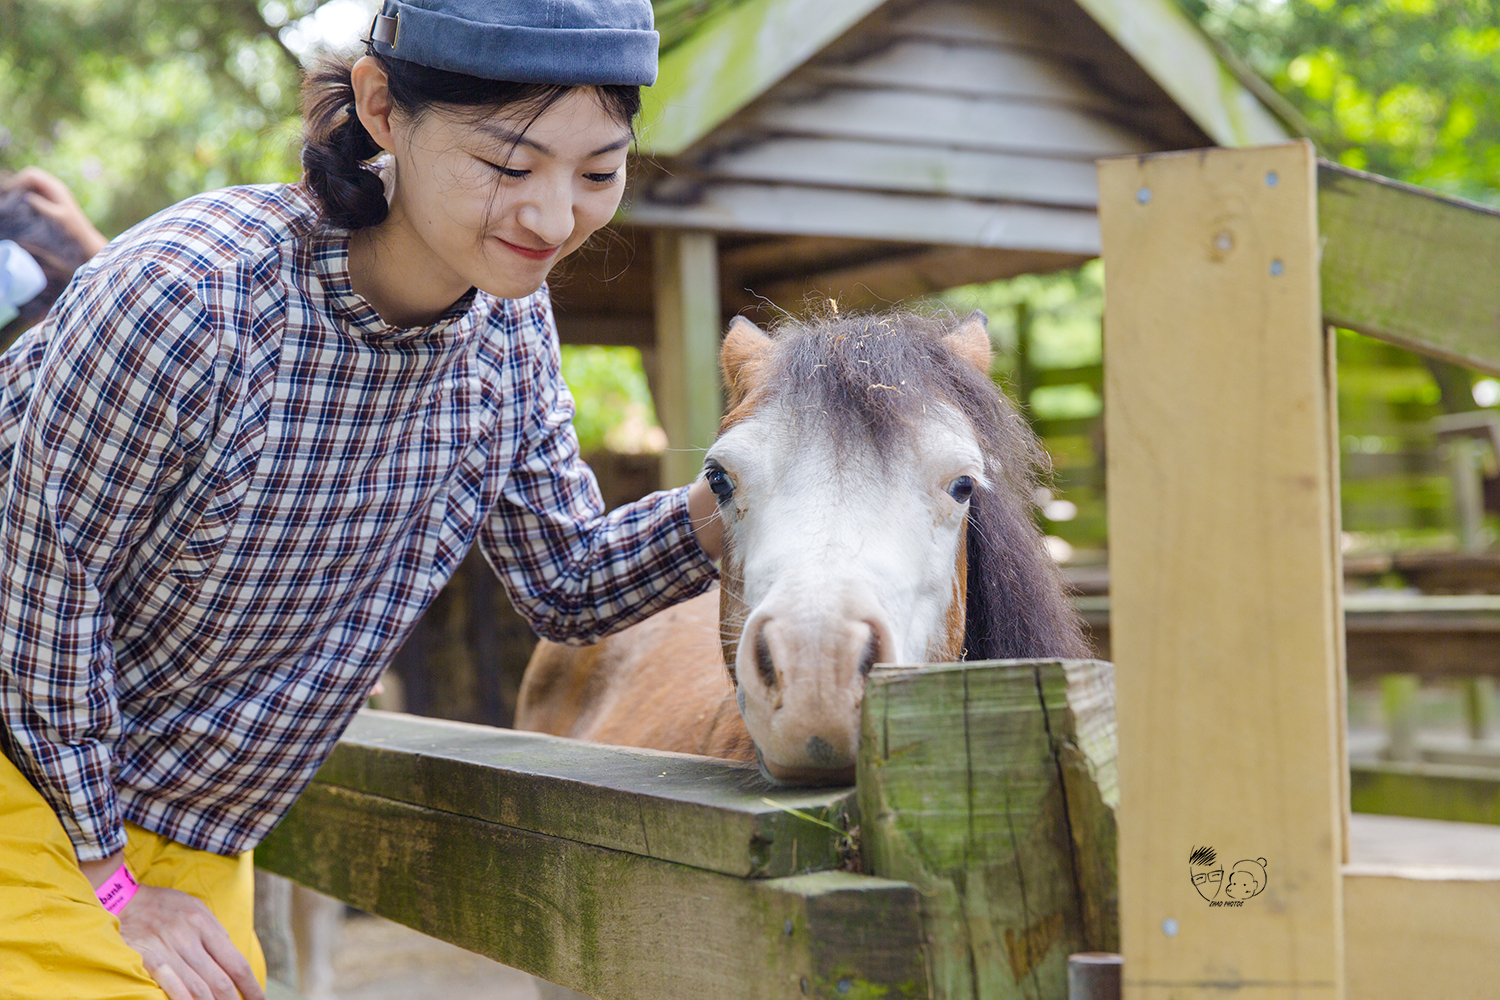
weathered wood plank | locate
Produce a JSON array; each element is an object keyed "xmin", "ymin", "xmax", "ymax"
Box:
[
  {"xmin": 1318, "ymin": 162, "xmax": 1500, "ymax": 376},
  {"xmin": 627, "ymin": 183, "xmax": 1102, "ymax": 252},
  {"xmin": 803, "ymin": 37, "xmax": 1126, "ymax": 112},
  {"xmin": 258, "ymin": 783, "xmax": 928, "ymax": 1000},
  {"xmin": 1350, "ymin": 760, "xmax": 1500, "ymax": 826},
  {"xmin": 858, "ymin": 659, "xmax": 1118, "ymax": 1000},
  {"xmin": 698, "ymin": 137, "xmax": 1101, "ymax": 206},
  {"xmin": 745, "ymin": 89, "xmax": 1154, "ymax": 159},
  {"xmin": 1344, "ymin": 814, "xmax": 1500, "ymax": 1000},
  {"xmin": 652, "ymin": 230, "xmax": 722, "ymax": 488},
  {"xmin": 315, "ymin": 711, "xmax": 856, "ymax": 879},
  {"xmin": 641, "ymin": 0, "xmax": 886, "ymax": 157},
  {"xmin": 1075, "ymin": 593, "xmax": 1500, "ymax": 680},
  {"xmin": 750, "ymin": 245, "xmax": 1090, "ymax": 313},
  {"xmin": 1099, "ymin": 142, "xmax": 1345, "ymax": 998},
  {"xmin": 1068, "ymin": 0, "xmax": 1290, "ymax": 147}
]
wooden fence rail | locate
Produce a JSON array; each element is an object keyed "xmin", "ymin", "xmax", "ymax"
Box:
[{"xmin": 256, "ymin": 659, "xmax": 1116, "ymax": 1000}]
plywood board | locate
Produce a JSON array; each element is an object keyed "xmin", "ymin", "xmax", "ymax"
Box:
[{"xmin": 1099, "ymin": 142, "xmax": 1345, "ymax": 998}]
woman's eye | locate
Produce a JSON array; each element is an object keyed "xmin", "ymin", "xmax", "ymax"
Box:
[
  {"xmin": 705, "ymin": 466, "xmax": 735, "ymax": 503},
  {"xmin": 584, "ymin": 170, "xmax": 620, "ymax": 184},
  {"xmin": 947, "ymin": 476, "xmax": 975, "ymax": 503},
  {"xmin": 482, "ymin": 161, "xmax": 528, "ymax": 179}
]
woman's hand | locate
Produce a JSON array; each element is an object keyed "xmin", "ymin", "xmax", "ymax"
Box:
[
  {"xmin": 116, "ymin": 885, "xmax": 266, "ymax": 1000},
  {"xmin": 79, "ymin": 852, "xmax": 263, "ymax": 1000},
  {"xmin": 687, "ymin": 477, "xmax": 723, "ymax": 562},
  {"xmin": 2, "ymin": 166, "xmax": 108, "ymax": 257}
]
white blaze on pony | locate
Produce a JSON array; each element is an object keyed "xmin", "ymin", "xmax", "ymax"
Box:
[{"xmin": 517, "ymin": 309, "xmax": 1087, "ymax": 784}]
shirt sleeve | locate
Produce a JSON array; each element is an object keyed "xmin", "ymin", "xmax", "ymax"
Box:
[
  {"xmin": 0, "ymin": 259, "xmax": 217, "ymax": 861},
  {"xmin": 478, "ymin": 296, "xmax": 718, "ymax": 645}
]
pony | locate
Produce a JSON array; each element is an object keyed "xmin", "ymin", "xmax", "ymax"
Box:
[{"xmin": 517, "ymin": 308, "xmax": 1089, "ymax": 784}]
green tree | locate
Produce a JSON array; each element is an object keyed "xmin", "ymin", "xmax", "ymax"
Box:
[{"xmin": 1182, "ymin": 0, "xmax": 1500, "ymax": 204}]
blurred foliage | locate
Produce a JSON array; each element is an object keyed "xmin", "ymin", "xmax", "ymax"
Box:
[
  {"xmin": 1180, "ymin": 0, "xmax": 1500, "ymax": 205},
  {"xmin": 0, "ymin": 0, "xmax": 313, "ymax": 236},
  {"xmin": 558, "ymin": 346, "xmax": 664, "ymax": 455}
]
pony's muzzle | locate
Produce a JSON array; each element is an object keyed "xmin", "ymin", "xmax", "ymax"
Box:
[{"xmin": 736, "ymin": 611, "xmax": 893, "ymax": 785}]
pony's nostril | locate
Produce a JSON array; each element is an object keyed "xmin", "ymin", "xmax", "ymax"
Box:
[
  {"xmin": 806, "ymin": 735, "xmax": 838, "ymax": 767},
  {"xmin": 755, "ymin": 630, "xmax": 778, "ymax": 690},
  {"xmin": 858, "ymin": 632, "xmax": 879, "ymax": 677}
]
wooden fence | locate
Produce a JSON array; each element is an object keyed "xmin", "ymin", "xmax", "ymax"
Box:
[{"xmin": 258, "ymin": 659, "xmax": 1116, "ymax": 1000}]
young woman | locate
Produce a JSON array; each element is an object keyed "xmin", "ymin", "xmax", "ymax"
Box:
[{"xmin": 0, "ymin": 3, "xmax": 722, "ymax": 999}]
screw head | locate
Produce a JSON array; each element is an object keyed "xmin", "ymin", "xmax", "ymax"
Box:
[
  {"xmin": 837, "ymin": 981, "xmax": 852, "ymax": 994},
  {"xmin": 1163, "ymin": 917, "xmax": 1179, "ymax": 937},
  {"xmin": 1136, "ymin": 187, "xmax": 1152, "ymax": 204},
  {"xmin": 1270, "ymin": 259, "xmax": 1285, "ymax": 276},
  {"xmin": 1266, "ymin": 170, "xmax": 1280, "ymax": 187},
  {"xmin": 784, "ymin": 919, "xmax": 794, "ymax": 936}
]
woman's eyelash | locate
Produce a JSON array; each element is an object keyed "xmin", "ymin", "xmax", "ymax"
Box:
[{"xmin": 481, "ymin": 161, "xmax": 619, "ymax": 184}]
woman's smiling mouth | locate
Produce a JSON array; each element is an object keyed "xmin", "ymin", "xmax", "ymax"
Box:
[{"xmin": 494, "ymin": 236, "xmax": 561, "ymax": 261}]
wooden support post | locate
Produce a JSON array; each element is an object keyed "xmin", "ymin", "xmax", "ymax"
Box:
[
  {"xmin": 1379, "ymin": 675, "xmax": 1421, "ymax": 762},
  {"xmin": 858, "ymin": 659, "xmax": 1118, "ymax": 1000},
  {"xmin": 1098, "ymin": 142, "xmax": 1346, "ymax": 998},
  {"xmin": 652, "ymin": 229, "xmax": 722, "ymax": 489}
]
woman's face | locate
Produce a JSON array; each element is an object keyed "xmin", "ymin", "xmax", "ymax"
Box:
[{"xmin": 388, "ymin": 87, "xmax": 631, "ymax": 301}]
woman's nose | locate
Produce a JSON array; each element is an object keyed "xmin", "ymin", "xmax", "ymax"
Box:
[{"xmin": 517, "ymin": 181, "xmax": 573, "ymax": 247}]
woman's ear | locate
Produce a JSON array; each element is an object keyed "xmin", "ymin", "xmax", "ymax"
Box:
[{"xmin": 350, "ymin": 55, "xmax": 398, "ymax": 154}]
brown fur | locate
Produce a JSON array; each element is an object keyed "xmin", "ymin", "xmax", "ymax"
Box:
[{"xmin": 515, "ymin": 590, "xmax": 756, "ymax": 762}]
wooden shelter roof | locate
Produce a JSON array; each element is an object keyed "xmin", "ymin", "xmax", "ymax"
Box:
[{"xmin": 551, "ymin": 0, "xmax": 1293, "ymax": 334}]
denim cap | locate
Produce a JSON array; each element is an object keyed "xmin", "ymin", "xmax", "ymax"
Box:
[
  {"xmin": 370, "ymin": 1, "xmax": 658, "ymax": 86},
  {"xmin": 0, "ymin": 240, "xmax": 47, "ymax": 329}
]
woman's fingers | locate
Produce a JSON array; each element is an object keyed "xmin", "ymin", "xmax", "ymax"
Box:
[
  {"xmin": 197, "ymin": 916, "xmax": 266, "ymax": 1000},
  {"xmin": 118, "ymin": 885, "xmax": 264, "ymax": 999}
]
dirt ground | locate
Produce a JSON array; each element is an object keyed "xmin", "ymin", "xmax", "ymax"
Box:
[{"xmin": 315, "ymin": 912, "xmax": 544, "ymax": 1000}]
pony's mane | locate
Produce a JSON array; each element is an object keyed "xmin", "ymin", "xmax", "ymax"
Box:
[{"xmin": 753, "ymin": 308, "xmax": 1090, "ymax": 662}]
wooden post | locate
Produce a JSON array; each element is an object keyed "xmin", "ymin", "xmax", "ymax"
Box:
[
  {"xmin": 652, "ymin": 229, "xmax": 722, "ymax": 489},
  {"xmin": 1098, "ymin": 142, "xmax": 1346, "ymax": 998},
  {"xmin": 858, "ymin": 659, "xmax": 1118, "ymax": 1000}
]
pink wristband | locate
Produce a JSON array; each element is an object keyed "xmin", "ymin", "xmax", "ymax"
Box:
[{"xmin": 96, "ymin": 862, "xmax": 139, "ymax": 915}]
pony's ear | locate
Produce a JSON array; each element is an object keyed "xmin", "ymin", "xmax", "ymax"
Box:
[
  {"xmin": 944, "ymin": 310, "xmax": 993, "ymax": 374},
  {"xmin": 721, "ymin": 315, "xmax": 773, "ymax": 409}
]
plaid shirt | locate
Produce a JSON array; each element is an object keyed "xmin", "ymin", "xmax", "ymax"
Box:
[{"xmin": 0, "ymin": 183, "xmax": 717, "ymax": 860}]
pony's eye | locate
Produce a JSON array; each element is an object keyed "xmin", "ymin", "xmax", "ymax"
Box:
[
  {"xmin": 705, "ymin": 466, "xmax": 735, "ymax": 503},
  {"xmin": 948, "ymin": 476, "xmax": 975, "ymax": 503}
]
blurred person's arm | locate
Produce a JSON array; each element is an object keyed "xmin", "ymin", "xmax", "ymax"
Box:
[{"xmin": 2, "ymin": 167, "xmax": 107, "ymax": 257}]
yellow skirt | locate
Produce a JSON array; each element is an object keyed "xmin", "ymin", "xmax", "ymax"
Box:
[{"xmin": 0, "ymin": 750, "xmax": 266, "ymax": 999}]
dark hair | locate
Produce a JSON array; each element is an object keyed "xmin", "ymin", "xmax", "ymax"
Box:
[
  {"xmin": 0, "ymin": 188, "xmax": 91, "ymax": 347},
  {"xmin": 301, "ymin": 50, "xmax": 641, "ymax": 230}
]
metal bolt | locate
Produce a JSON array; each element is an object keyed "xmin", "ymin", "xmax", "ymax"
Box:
[
  {"xmin": 1266, "ymin": 170, "xmax": 1280, "ymax": 187},
  {"xmin": 1270, "ymin": 259, "xmax": 1285, "ymax": 276},
  {"xmin": 837, "ymin": 981, "xmax": 852, "ymax": 994},
  {"xmin": 784, "ymin": 919, "xmax": 794, "ymax": 936},
  {"xmin": 800, "ymin": 977, "xmax": 809, "ymax": 995},
  {"xmin": 1136, "ymin": 187, "xmax": 1152, "ymax": 204},
  {"xmin": 1162, "ymin": 917, "xmax": 1179, "ymax": 937}
]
